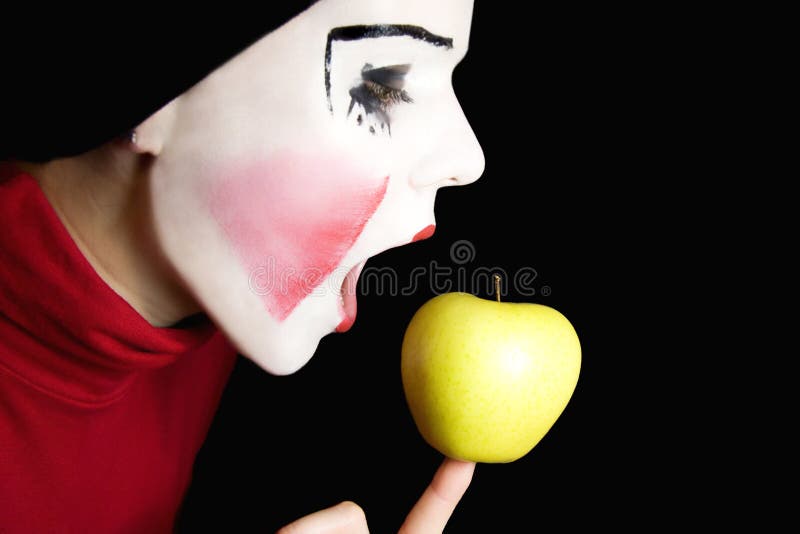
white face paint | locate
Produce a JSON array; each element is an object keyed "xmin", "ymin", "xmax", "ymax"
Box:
[{"xmin": 149, "ymin": 0, "xmax": 484, "ymax": 375}]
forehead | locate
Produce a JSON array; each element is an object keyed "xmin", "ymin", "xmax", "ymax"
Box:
[{"xmin": 306, "ymin": 0, "xmax": 475, "ymax": 53}]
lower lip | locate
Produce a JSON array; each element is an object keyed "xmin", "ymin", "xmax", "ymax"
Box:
[
  {"xmin": 413, "ymin": 224, "xmax": 436, "ymax": 242},
  {"xmin": 336, "ymin": 261, "xmax": 366, "ymax": 333}
]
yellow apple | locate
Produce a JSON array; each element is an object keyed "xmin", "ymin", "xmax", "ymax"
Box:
[{"xmin": 401, "ymin": 290, "xmax": 581, "ymax": 463}]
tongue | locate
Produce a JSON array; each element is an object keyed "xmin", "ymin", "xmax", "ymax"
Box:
[
  {"xmin": 336, "ymin": 264, "xmax": 361, "ymax": 333},
  {"xmin": 342, "ymin": 264, "xmax": 358, "ymax": 320}
]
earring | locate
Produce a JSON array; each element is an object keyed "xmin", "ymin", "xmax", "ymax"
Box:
[{"xmin": 126, "ymin": 129, "xmax": 138, "ymax": 146}]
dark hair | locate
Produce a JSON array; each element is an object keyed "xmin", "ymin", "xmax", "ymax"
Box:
[{"xmin": 1, "ymin": 4, "xmax": 318, "ymax": 162}]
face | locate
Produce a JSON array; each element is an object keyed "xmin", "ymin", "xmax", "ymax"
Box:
[{"xmin": 150, "ymin": 0, "xmax": 484, "ymax": 374}]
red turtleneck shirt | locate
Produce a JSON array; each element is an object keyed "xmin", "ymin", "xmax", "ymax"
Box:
[{"xmin": 0, "ymin": 163, "xmax": 238, "ymax": 532}]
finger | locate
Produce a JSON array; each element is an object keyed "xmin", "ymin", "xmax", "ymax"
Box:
[
  {"xmin": 399, "ymin": 458, "xmax": 476, "ymax": 533},
  {"xmin": 277, "ymin": 500, "xmax": 369, "ymax": 534}
]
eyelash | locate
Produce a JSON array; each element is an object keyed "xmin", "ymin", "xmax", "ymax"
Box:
[
  {"xmin": 362, "ymin": 80, "xmax": 412, "ymax": 107},
  {"xmin": 347, "ymin": 64, "xmax": 412, "ymax": 135}
]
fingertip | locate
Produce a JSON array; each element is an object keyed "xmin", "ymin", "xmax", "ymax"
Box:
[
  {"xmin": 442, "ymin": 457, "xmax": 477, "ymax": 475},
  {"xmin": 398, "ymin": 458, "xmax": 477, "ymax": 533},
  {"xmin": 277, "ymin": 500, "xmax": 368, "ymax": 533},
  {"xmin": 442, "ymin": 457, "xmax": 476, "ymax": 482},
  {"xmin": 335, "ymin": 500, "xmax": 367, "ymax": 523},
  {"xmin": 432, "ymin": 457, "xmax": 476, "ymax": 503}
]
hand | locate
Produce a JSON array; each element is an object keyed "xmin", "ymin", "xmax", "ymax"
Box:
[{"xmin": 277, "ymin": 457, "xmax": 475, "ymax": 533}]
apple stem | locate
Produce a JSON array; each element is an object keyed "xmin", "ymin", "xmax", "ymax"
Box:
[{"xmin": 494, "ymin": 274, "xmax": 502, "ymax": 302}]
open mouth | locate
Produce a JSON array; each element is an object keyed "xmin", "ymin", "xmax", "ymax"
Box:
[
  {"xmin": 336, "ymin": 260, "xmax": 367, "ymax": 332},
  {"xmin": 334, "ymin": 223, "xmax": 434, "ymax": 333}
]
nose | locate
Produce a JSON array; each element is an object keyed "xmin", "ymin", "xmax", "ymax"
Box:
[{"xmin": 408, "ymin": 97, "xmax": 485, "ymax": 189}]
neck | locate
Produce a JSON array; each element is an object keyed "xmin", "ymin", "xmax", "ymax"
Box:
[{"xmin": 15, "ymin": 144, "xmax": 201, "ymax": 327}]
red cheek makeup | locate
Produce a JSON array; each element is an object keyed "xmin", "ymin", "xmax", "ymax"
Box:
[{"xmin": 207, "ymin": 152, "xmax": 388, "ymax": 321}]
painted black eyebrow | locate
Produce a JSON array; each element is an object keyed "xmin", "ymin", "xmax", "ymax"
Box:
[{"xmin": 325, "ymin": 24, "xmax": 454, "ymax": 112}]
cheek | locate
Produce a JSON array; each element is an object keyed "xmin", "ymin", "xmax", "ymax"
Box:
[{"xmin": 206, "ymin": 152, "xmax": 388, "ymax": 321}]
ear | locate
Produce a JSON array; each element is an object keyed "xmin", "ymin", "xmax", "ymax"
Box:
[{"xmin": 128, "ymin": 98, "xmax": 179, "ymax": 156}]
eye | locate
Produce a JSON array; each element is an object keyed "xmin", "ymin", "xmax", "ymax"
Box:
[{"xmin": 347, "ymin": 63, "xmax": 412, "ymax": 136}]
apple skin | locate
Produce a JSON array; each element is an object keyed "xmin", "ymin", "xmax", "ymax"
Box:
[{"xmin": 401, "ymin": 292, "xmax": 581, "ymax": 463}]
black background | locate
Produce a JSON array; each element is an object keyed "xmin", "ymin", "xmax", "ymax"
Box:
[{"xmin": 176, "ymin": 3, "xmax": 664, "ymax": 532}]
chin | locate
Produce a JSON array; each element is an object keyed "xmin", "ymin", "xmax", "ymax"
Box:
[
  {"xmin": 225, "ymin": 295, "xmax": 338, "ymax": 376},
  {"xmin": 242, "ymin": 327, "xmax": 323, "ymax": 376}
]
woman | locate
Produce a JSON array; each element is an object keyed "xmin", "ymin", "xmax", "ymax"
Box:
[{"xmin": 0, "ymin": 0, "xmax": 484, "ymax": 531}]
